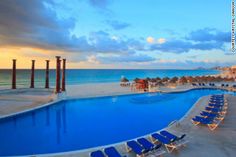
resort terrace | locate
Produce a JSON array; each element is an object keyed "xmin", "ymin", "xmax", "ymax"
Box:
[{"xmin": 0, "ymin": 59, "xmax": 236, "ymax": 157}]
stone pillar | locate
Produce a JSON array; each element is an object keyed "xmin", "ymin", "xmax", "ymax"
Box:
[
  {"xmin": 12, "ymin": 59, "xmax": 16, "ymax": 89},
  {"xmin": 45, "ymin": 60, "xmax": 50, "ymax": 89},
  {"xmin": 61, "ymin": 59, "xmax": 66, "ymax": 92},
  {"xmin": 30, "ymin": 60, "xmax": 35, "ymax": 88},
  {"xmin": 55, "ymin": 56, "xmax": 61, "ymax": 93}
]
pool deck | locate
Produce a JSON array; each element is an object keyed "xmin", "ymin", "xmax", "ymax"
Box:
[
  {"xmin": 0, "ymin": 88, "xmax": 55, "ymax": 118},
  {"xmin": 0, "ymin": 83, "xmax": 236, "ymax": 157}
]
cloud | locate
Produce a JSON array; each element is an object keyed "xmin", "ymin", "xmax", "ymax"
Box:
[
  {"xmin": 87, "ymin": 55, "xmax": 100, "ymax": 64},
  {"xmin": 157, "ymin": 38, "xmax": 166, "ymax": 44},
  {"xmin": 88, "ymin": 0, "xmax": 110, "ymax": 9},
  {"xmin": 106, "ymin": 20, "xmax": 130, "ymax": 30},
  {"xmin": 148, "ymin": 28, "xmax": 230, "ymax": 53},
  {"xmin": 0, "ymin": 0, "xmax": 84, "ymax": 52},
  {"xmin": 88, "ymin": 31, "xmax": 144, "ymax": 53},
  {"xmin": 186, "ymin": 28, "xmax": 230, "ymax": 42},
  {"xmin": 146, "ymin": 37, "xmax": 166, "ymax": 44},
  {"xmin": 150, "ymin": 39, "xmax": 224, "ymax": 53},
  {"xmin": 147, "ymin": 37, "xmax": 155, "ymax": 44},
  {"xmin": 0, "ymin": 0, "xmax": 142, "ymax": 56}
]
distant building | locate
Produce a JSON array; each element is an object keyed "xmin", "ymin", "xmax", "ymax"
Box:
[
  {"xmin": 229, "ymin": 65, "xmax": 236, "ymax": 79},
  {"xmin": 231, "ymin": 65, "xmax": 236, "ymax": 70}
]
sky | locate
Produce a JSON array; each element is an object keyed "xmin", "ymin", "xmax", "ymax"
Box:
[{"xmin": 0, "ymin": 0, "xmax": 234, "ymax": 69}]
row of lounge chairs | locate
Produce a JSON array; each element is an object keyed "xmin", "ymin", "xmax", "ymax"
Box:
[
  {"xmin": 126, "ymin": 130, "xmax": 187, "ymax": 156},
  {"xmin": 192, "ymin": 83, "xmax": 236, "ymax": 88},
  {"xmin": 192, "ymin": 95, "xmax": 227, "ymax": 131},
  {"xmin": 90, "ymin": 130, "xmax": 187, "ymax": 157}
]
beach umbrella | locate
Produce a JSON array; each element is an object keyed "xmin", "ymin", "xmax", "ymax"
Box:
[
  {"xmin": 162, "ymin": 77, "xmax": 170, "ymax": 83},
  {"xmin": 202, "ymin": 76, "xmax": 209, "ymax": 82},
  {"xmin": 206, "ymin": 76, "xmax": 214, "ymax": 82},
  {"xmin": 120, "ymin": 77, "xmax": 129, "ymax": 82},
  {"xmin": 195, "ymin": 76, "xmax": 201, "ymax": 82},
  {"xmin": 225, "ymin": 77, "xmax": 234, "ymax": 82},
  {"xmin": 155, "ymin": 77, "xmax": 161, "ymax": 81},
  {"xmin": 150, "ymin": 78, "xmax": 156, "ymax": 82},
  {"xmin": 156, "ymin": 82, "xmax": 164, "ymax": 86},
  {"xmin": 214, "ymin": 76, "xmax": 223, "ymax": 82},
  {"xmin": 191, "ymin": 77, "xmax": 197, "ymax": 83},
  {"xmin": 133, "ymin": 78, "xmax": 140, "ymax": 82},
  {"xmin": 169, "ymin": 77, "xmax": 178, "ymax": 83},
  {"xmin": 179, "ymin": 76, "xmax": 188, "ymax": 84},
  {"xmin": 186, "ymin": 76, "xmax": 194, "ymax": 83}
]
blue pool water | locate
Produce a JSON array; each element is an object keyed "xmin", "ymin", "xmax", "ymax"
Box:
[{"xmin": 0, "ymin": 88, "xmax": 235, "ymax": 156}]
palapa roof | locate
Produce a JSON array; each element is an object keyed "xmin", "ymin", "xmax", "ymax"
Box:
[{"xmin": 120, "ymin": 77, "xmax": 129, "ymax": 82}]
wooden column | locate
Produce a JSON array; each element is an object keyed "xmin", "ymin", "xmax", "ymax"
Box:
[
  {"xmin": 55, "ymin": 56, "xmax": 61, "ymax": 93},
  {"xmin": 61, "ymin": 59, "xmax": 66, "ymax": 92},
  {"xmin": 12, "ymin": 59, "xmax": 16, "ymax": 89},
  {"xmin": 45, "ymin": 60, "xmax": 50, "ymax": 89},
  {"xmin": 30, "ymin": 60, "xmax": 35, "ymax": 88}
]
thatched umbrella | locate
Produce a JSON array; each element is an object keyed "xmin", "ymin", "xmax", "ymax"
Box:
[
  {"xmin": 146, "ymin": 77, "xmax": 151, "ymax": 81},
  {"xmin": 156, "ymin": 77, "xmax": 161, "ymax": 81},
  {"xmin": 200, "ymin": 76, "xmax": 208, "ymax": 82},
  {"xmin": 120, "ymin": 77, "xmax": 129, "ymax": 82},
  {"xmin": 214, "ymin": 76, "xmax": 223, "ymax": 82},
  {"xmin": 179, "ymin": 76, "xmax": 188, "ymax": 84},
  {"xmin": 133, "ymin": 78, "xmax": 140, "ymax": 82},
  {"xmin": 205, "ymin": 76, "xmax": 214, "ymax": 82},
  {"xmin": 195, "ymin": 76, "xmax": 201, "ymax": 82},
  {"xmin": 149, "ymin": 78, "xmax": 156, "ymax": 82},
  {"xmin": 186, "ymin": 76, "xmax": 192, "ymax": 82},
  {"xmin": 225, "ymin": 77, "xmax": 234, "ymax": 82},
  {"xmin": 169, "ymin": 77, "xmax": 178, "ymax": 84},
  {"xmin": 161, "ymin": 77, "xmax": 170, "ymax": 83},
  {"xmin": 156, "ymin": 82, "xmax": 164, "ymax": 86},
  {"xmin": 191, "ymin": 77, "xmax": 197, "ymax": 83}
]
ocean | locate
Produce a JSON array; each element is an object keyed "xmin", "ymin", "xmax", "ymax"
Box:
[{"xmin": 0, "ymin": 69, "xmax": 219, "ymax": 88}]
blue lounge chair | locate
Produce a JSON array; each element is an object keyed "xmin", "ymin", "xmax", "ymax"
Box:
[
  {"xmin": 205, "ymin": 107, "xmax": 226, "ymax": 114},
  {"xmin": 126, "ymin": 140, "xmax": 148, "ymax": 157},
  {"xmin": 138, "ymin": 138, "xmax": 163, "ymax": 150},
  {"xmin": 211, "ymin": 95, "xmax": 224, "ymax": 98},
  {"xmin": 151, "ymin": 133, "xmax": 182, "ymax": 153},
  {"xmin": 90, "ymin": 150, "xmax": 105, "ymax": 157},
  {"xmin": 160, "ymin": 130, "xmax": 186, "ymax": 143},
  {"xmin": 210, "ymin": 99, "xmax": 224, "ymax": 102},
  {"xmin": 137, "ymin": 138, "xmax": 165, "ymax": 156},
  {"xmin": 208, "ymin": 104, "xmax": 226, "ymax": 109},
  {"xmin": 104, "ymin": 147, "xmax": 123, "ymax": 157},
  {"xmin": 200, "ymin": 111, "xmax": 224, "ymax": 120},
  {"xmin": 192, "ymin": 116, "xmax": 221, "ymax": 130},
  {"xmin": 137, "ymin": 138, "xmax": 157, "ymax": 151},
  {"xmin": 209, "ymin": 102, "xmax": 224, "ymax": 105},
  {"xmin": 211, "ymin": 98, "xmax": 224, "ymax": 101}
]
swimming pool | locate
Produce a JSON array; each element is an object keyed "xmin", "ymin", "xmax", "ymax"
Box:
[{"xmin": 0, "ymin": 88, "xmax": 235, "ymax": 156}]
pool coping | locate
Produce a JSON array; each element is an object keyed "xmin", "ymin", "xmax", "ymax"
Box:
[{"xmin": 0, "ymin": 86, "xmax": 235, "ymax": 156}]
